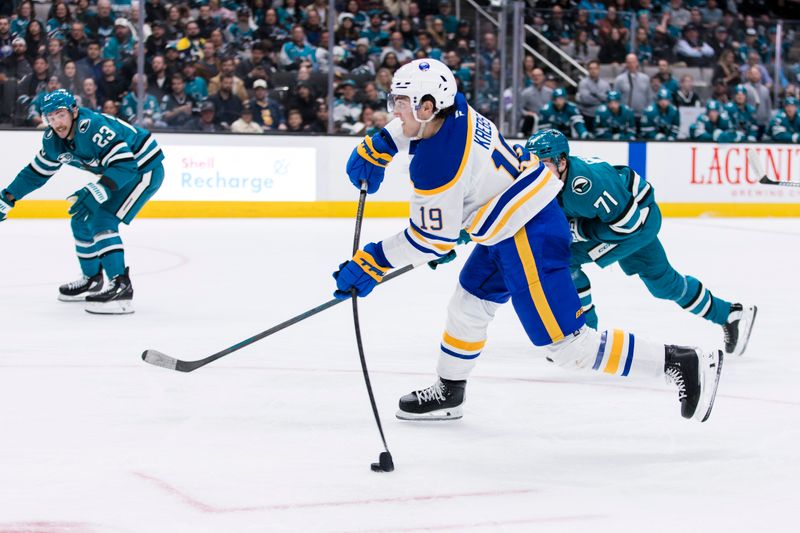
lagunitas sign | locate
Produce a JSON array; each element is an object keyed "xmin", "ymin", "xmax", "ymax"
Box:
[{"xmin": 649, "ymin": 143, "xmax": 800, "ymax": 203}]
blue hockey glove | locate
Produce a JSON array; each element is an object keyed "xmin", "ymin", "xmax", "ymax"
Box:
[
  {"xmin": 333, "ymin": 243, "xmax": 390, "ymax": 299},
  {"xmin": 346, "ymin": 130, "xmax": 398, "ymax": 194},
  {"xmin": 0, "ymin": 189, "xmax": 15, "ymax": 223},
  {"xmin": 68, "ymin": 182, "xmax": 110, "ymax": 222},
  {"xmin": 427, "ymin": 230, "xmax": 472, "ymax": 270}
]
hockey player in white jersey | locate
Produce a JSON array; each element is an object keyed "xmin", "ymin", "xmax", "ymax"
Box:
[{"xmin": 332, "ymin": 58, "xmax": 723, "ymax": 423}]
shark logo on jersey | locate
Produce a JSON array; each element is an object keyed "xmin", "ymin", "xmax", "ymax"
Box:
[
  {"xmin": 57, "ymin": 153, "xmax": 73, "ymax": 164},
  {"xmin": 571, "ymin": 176, "xmax": 592, "ymax": 195},
  {"xmin": 78, "ymin": 119, "xmax": 91, "ymax": 133}
]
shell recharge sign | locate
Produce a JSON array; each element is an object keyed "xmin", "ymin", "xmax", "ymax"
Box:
[{"xmin": 648, "ymin": 143, "xmax": 800, "ymax": 204}]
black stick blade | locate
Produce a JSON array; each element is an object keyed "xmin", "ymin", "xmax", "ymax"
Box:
[
  {"xmin": 142, "ymin": 350, "xmax": 179, "ymax": 371},
  {"xmin": 370, "ymin": 451, "xmax": 395, "ymax": 473},
  {"xmin": 759, "ymin": 175, "xmax": 772, "ymax": 184}
]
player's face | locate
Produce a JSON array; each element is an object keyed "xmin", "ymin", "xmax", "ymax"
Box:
[
  {"xmin": 787, "ymin": 104, "xmax": 797, "ymax": 119},
  {"xmin": 47, "ymin": 108, "xmax": 75, "ymax": 139},
  {"xmin": 609, "ymin": 100, "xmax": 620, "ymax": 113}
]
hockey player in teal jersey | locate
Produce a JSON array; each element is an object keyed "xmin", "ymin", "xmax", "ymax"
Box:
[
  {"xmin": 332, "ymin": 59, "xmax": 723, "ymax": 425},
  {"xmin": 538, "ymin": 88, "xmax": 591, "ymax": 139},
  {"xmin": 593, "ymin": 90, "xmax": 636, "ymax": 140},
  {"xmin": 689, "ymin": 99, "xmax": 742, "ymax": 142},
  {"xmin": 639, "ymin": 88, "xmax": 680, "ymax": 140},
  {"xmin": 525, "ymin": 129, "xmax": 757, "ymax": 357},
  {"xmin": 768, "ymin": 96, "xmax": 800, "ymax": 143},
  {"xmin": 725, "ymin": 85, "xmax": 759, "ymax": 142},
  {"xmin": 0, "ymin": 89, "xmax": 164, "ymax": 314}
]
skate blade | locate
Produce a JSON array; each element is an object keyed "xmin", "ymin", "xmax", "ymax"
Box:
[
  {"xmin": 85, "ymin": 299, "xmax": 134, "ymax": 315},
  {"xmin": 396, "ymin": 406, "xmax": 463, "ymax": 421},
  {"xmin": 695, "ymin": 349, "xmax": 723, "ymax": 423},
  {"xmin": 732, "ymin": 305, "xmax": 758, "ymax": 357},
  {"xmin": 58, "ymin": 293, "xmax": 96, "ymax": 302}
]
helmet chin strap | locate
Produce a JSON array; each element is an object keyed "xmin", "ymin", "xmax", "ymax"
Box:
[{"xmin": 411, "ymin": 107, "xmax": 436, "ymax": 139}]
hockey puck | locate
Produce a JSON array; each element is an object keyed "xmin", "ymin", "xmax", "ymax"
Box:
[{"xmin": 370, "ymin": 451, "xmax": 394, "ymax": 472}]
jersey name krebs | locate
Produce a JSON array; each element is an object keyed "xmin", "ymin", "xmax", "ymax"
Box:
[
  {"xmin": 571, "ymin": 176, "xmax": 592, "ymax": 195},
  {"xmin": 473, "ymin": 112, "xmax": 493, "ymax": 150}
]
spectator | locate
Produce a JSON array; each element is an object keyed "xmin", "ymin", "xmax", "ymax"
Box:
[
  {"xmin": 538, "ymin": 87, "xmax": 590, "ymax": 139},
  {"xmin": 335, "ymin": 13, "xmax": 361, "ymax": 50},
  {"xmin": 360, "ymin": 81, "xmax": 386, "ymax": 111},
  {"xmin": 544, "ymin": 4, "xmax": 573, "ymax": 46},
  {"xmin": 27, "ymin": 74, "xmax": 60, "ymax": 126},
  {"xmin": 209, "ymin": 73, "xmax": 244, "ymax": 129},
  {"xmin": 184, "ymin": 100, "xmax": 219, "ymax": 132},
  {"xmin": 280, "ymin": 25, "xmax": 317, "ymax": 70},
  {"xmin": 427, "ymin": 17, "xmax": 447, "ymax": 49},
  {"xmin": 675, "ymin": 23, "xmax": 714, "ymax": 67},
  {"xmin": 333, "ymin": 79, "xmax": 364, "ymax": 133},
  {"xmin": 161, "ymin": 73, "xmax": 196, "ymax": 128},
  {"xmin": 712, "ymin": 48, "xmax": 741, "ymax": 92},
  {"xmin": 572, "ymin": 9, "xmax": 593, "ymax": 38},
  {"xmin": 281, "ymin": 107, "xmax": 302, "ymax": 133},
  {"xmin": 10, "ymin": 1, "xmax": 32, "ymax": 37},
  {"xmin": 519, "ymin": 67, "xmax": 552, "ymax": 136},
  {"xmin": 236, "ymin": 41, "xmax": 274, "ymax": 89},
  {"xmin": 302, "ymin": 9, "xmax": 324, "ymax": 47},
  {"xmin": 640, "ymin": 88, "xmax": 680, "ymax": 140},
  {"xmin": 285, "ymin": 81, "xmax": 317, "ymax": 125},
  {"xmin": 479, "ymin": 32, "xmax": 499, "ymax": 77},
  {"xmin": 665, "ymin": 0, "xmax": 691, "ymax": 34},
  {"xmin": 737, "ymin": 28, "xmax": 767, "ymax": 66},
  {"xmin": 196, "ymin": 4, "xmax": 220, "ymax": 39},
  {"xmin": 673, "ymin": 74, "xmax": 701, "ymax": 108},
  {"xmin": 249, "ymin": 78, "xmax": 285, "ymax": 130},
  {"xmin": 145, "ymin": 21, "xmax": 168, "ymax": 59},
  {"xmin": 701, "ymin": 0, "xmax": 723, "ymax": 29},
  {"xmin": 0, "ymin": 16, "xmax": 10, "ymax": 57},
  {"xmin": 182, "ymin": 59, "xmax": 208, "ymax": 103},
  {"xmin": 379, "ymin": 51, "xmax": 400, "ymax": 73},
  {"xmin": 342, "ymin": 1, "xmax": 368, "ymax": 30},
  {"xmin": 368, "ymin": 109, "xmax": 389, "ymax": 135},
  {"xmin": 306, "ymin": 100, "xmax": 329, "ymax": 132},
  {"xmin": 24, "ymin": 19, "xmax": 46, "ymax": 62},
  {"xmin": 382, "ymin": 31, "xmax": 413, "ymax": 64},
  {"xmin": 4, "ymin": 38, "xmax": 31, "ymax": 81},
  {"xmin": 651, "ymin": 13, "xmax": 676, "ymax": 63},
  {"xmin": 197, "ymin": 41, "xmax": 219, "ymax": 79},
  {"xmin": 578, "ymin": 0, "xmax": 605, "ymax": 25},
  {"xmin": 147, "ymin": 54, "xmax": 171, "ymax": 100},
  {"xmin": 710, "ymin": 78, "xmax": 731, "ymax": 105},
  {"xmin": 59, "ymin": 59, "xmax": 81, "ymax": 95},
  {"xmin": 435, "ymin": 1, "xmax": 459, "ymax": 35},
  {"xmin": 564, "ymin": 29, "xmax": 596, "ymax": 66},
  {"xmin": 47, "ymin": 0, "xmax": 72, "ymax": 39},
  {"xmin": 145, "ymin": 0, "xmax": 168, "ymax": 26},
  {"xmin": 163, "ymin": 42, "xmax": 183, "ymax": 75},
  {"xmin": 768, "ymin": 96, "xmax": 800, "ymax": 143},
  {"xmin": 598, "ymin": 27, "xmax": 627, "ymax": 65},
  {"xmin": 613, "ymin": 54, "xmax": 652, "ymax": 122},
  {"xmin": 17, "ymin": 54, "xmax": 48, "ymax": 107},
  {"xmin": 208, "ymin": 57, "xmax": 248, "ymax": 102},
  {"xmin": 740, "ymin": 50, "xmax": 772, "ymax": 90},
  {"xmin": 444, "ymin": 49, "xmax": 471, "ymax": 94},
  {"xmin": 162, "ymin": 4, "xmax": 183, "ymax": 41},
  {"xmin": 576, "ymin": 59, "xmax": 610, "ymax": 131},
  {"xmin": 45, "ymin": 37, "xmax": 65, "ymax": 77},
  {"xmin": 86, "ymin": 0, "xmax": 115, "ymax": 44},
  {"xmin": 360, "ymin": 11, "xmax": 389, "ymax": 54},
  {"xmin": 655, "ymin": 59, "xmax": 679, "ymax": 95},
  {"xmin": 709, "ymin": 25, "xmax": 730, "ymax": 58},
  {"xmin": 231, "ymin": 106, "xmax": 264, "ymax": 134},
  {"xmin": 177, "ymin": 20, "xmax": 206, "ymax": 62},
  {"xmin": 75, "ymin": 40, "xmax": 102, "ymax": 81},
  {"xmin": 80, "ymin": 76, "xmax": 101, "ymax": 111},
  {"xmin": 120, "ymin": 74, "xmax": 163, "ymax": 128},
  {"xmin": 597, "ymin": 6, "xmax": 628, "ymax": 43},
  {"xmin": 102, "ymin": 98, "xmax": 120, "ymax": 116},
  {"xmin": 689, "ymin": 100, "xmax": 738, "ymax": 141},
  {"xmin": 96, "ymin": 58, "xmax": 126, "ymax": 103},
  {"xmin": 725, "ymin": 84, "xmax": 759, "ymax": 142},
  {"xmin": 594, "ymin": 89, "xmax": 636, "ymax": 140},
  {"xmin": 414, "ymin": 30, "xmax": 442, "ymax": 61},
  {"xmin": 65, "ymin": 22, "xmax": 89, "ymax": 61}
]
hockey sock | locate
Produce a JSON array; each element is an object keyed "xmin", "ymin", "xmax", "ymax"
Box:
[
  {"xmin": 677, "ymin": 276, "xmax": 732, "ymax": 326},
  {"xmin": 572, "ymin": 269, "xmax": 598, "ymax": 329}
]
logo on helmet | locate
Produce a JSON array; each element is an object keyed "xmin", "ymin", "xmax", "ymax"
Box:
[
  {"xmin": 571, "ymin": 176, "xmax": 592, "ymax": 195},
  {"xmin": 418, "ymin": 62, "xmax": 430, "ymax": 71}
]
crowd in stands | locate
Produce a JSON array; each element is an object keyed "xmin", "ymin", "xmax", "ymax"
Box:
[{"xmin": 0, "ymin": 0, "xmax": 797, "ymax": 142}]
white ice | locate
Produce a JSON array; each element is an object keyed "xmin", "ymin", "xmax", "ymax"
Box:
[{"xmin": 0, "ymin": 217, "xmax": 798, "ymax": 533}]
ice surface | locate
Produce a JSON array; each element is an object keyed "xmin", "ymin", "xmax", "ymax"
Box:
[{"xmin": 0, "ymin": 218, "xmax": 798, "ymax": 533}]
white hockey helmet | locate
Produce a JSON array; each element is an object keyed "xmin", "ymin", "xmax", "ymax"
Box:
[{"xmin": 388, "ymin": 59, "xmax": 457, "ymax": 123}]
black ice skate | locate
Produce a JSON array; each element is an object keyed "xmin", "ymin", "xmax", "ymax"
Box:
[
  {"xmin": 664, "ymin": 345, "xmax": 723, "ymax": 422},
  {"xmin": 58, "ymin": 267, "xmax": 104, "ymax": 302},
  {"xmin": 723, "ymin": 303, "xmax": 757, "ymax": 357},
  {"xmin": 396, "ymin": 378, "xmax": 465, "ymax": 420},
  {"xmin": 85, "ymin": 267, "xmax": 134, "ymax": 315}
]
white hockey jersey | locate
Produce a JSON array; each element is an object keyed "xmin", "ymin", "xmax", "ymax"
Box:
[{"xmin": 379, "ymin": 93, "xmax": 563, "ymax": 268}]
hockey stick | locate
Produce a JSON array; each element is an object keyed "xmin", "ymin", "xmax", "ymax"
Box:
[
  {"xmin": 351, "ymin": 180, "xmax": 395, "ymax": 473},
  {"xmin": 748, "ymin": 148, "xmax": 800, "ymax": 188},
  {"xmin": 141, "ymin": 264, "xmax": 413, "ymax": 372}
]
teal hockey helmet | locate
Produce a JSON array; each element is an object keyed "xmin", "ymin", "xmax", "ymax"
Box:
[
  {"xmin": 607, "ymin": 89, "xmax": 621, "ymax": 102},
  {"xmin": 733, "ymin": 84, "xmax": 748, "ymax": 95},
  {"xmin": 41, "ymin": 89, "xmax": 77, "ymax": 115},
  {"xmin": 525, "ymin": 129, "xmax": 570, "ymax": 162},
  {"xmin": 656, "ymin": 88, "xmax": 671, "ymax": 101},
  {"xmin": 706, "ymin": 99, "xmax": 721, "ymax": 112},
  {"xmin": 785, "ymin": 96, "xmax": 798, "ymax": 107},
  {"xmin": 552, "ymin": 87, "xmax": 568, "ymax": 100}
]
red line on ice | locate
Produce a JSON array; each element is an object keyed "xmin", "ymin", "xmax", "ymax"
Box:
[{"xmin": 133, "ymin": 471, "xmax": 538, "ymax": 514}]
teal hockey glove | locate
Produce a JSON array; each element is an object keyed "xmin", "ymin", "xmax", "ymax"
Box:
[
  {"xmin": 427, "ymin": 230, "xmax": 472, "ymax": 270},
  {"xmin": 0, "ymin": 189, "xmax": 14, "ymax": 222},
  {"xmin": 68, "ymin": 182, "xmax": 110, "ymax": 222}
]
